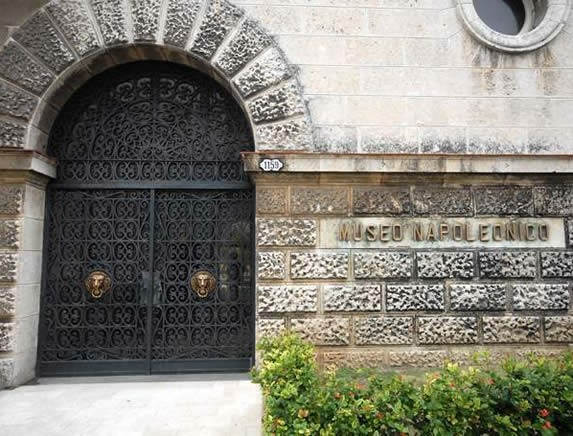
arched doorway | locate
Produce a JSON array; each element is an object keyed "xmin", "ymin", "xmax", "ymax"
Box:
[{"xmin": 38, "ymin": 61, "xmax": 255, "ymax": 376}]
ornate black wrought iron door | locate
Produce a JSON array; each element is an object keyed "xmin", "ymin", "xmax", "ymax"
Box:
[{"xmin": 39, "ymin": 62, "xmax": 254, "ymax": 376}]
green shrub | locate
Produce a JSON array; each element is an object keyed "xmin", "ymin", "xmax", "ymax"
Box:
[{"xmin": 253, "ymin": 333, "xmax": 573, "ymax": 435}]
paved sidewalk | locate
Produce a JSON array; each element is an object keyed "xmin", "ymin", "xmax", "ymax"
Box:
[{"xmin": 0, "ymin": 374, "xmax": 262, "ymax": 436}]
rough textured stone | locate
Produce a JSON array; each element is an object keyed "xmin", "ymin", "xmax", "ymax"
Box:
[
  {"xmin": 0, "ymin": 255, "xmax": 17, "ymax": 282},
  {"xmin": 257, "ymin": 252, "xmax": 285, "ymax": 280},
  {"xmin": 256, "ymin": 119, "xmax": 313, "ymax": 151},
  {"xmin": 479, "ymin": 251, "xmax": 537, "ymax": 278},
  {"xmin": 450, "ymin": 284, "xmax": 506, "ymax": 311},
  {"xmin": 130, "ymin": 0, "xmax": 161, "ymax": 41},
  {"xmin": 258, "ymin": 285, "xmax": 317, "ymax": 313},
  {"xmin": 534, "ymin": 186, "xmax": 573, "ymax": 216},
  {"xmin": 291, "ymin": 187, "xmax": 348, "ymax": 215},
  {"xmin": 568, "ymin": 219, "xmax": 573, "ymax": 248},
  {"xmin": 190, "ymin": 0, "xmax": 243, "ymax": 59},
  {"xmin": 47, "ymin": 0, "xmax": 100, "ymax": 56},
  {"xmin": 0, "ymin": 359, "xmax": 14, "ymax": 388},
  {"xmin": 323, "ymin": 351, "xmax": 386, "ymax": 369},
  {"xmin": 0, "ymin": 81, "xmax": 37, "ymax": 120},
  {"xmin": 541, "ymin": 252, "xmax": 573, "ymax": 278},
  {"xmin": 412, "ymin": 188, "xmax": 473, "ymax": 216},
  {"xmin": 256, "ymin": 188, "xmax": 287, "ymax": 215},
  {"xmin": 0, "ymin": 186, "xmax": 24, "ymax": 215},
  {"xmin": 0, "ymin": 220, "xmax": 19, "ymax": 250},
  {"xmin": 216, "ymin": 20, "xmax": 272, "ymax": 76},
  {"xmin": 0, "ymin": 41, "xmax": 54, "ymax": 95},
  {"xmin": 233, "ymin": 48, "xmax": 291, "ymax": 97},
  {"xmin": 545, "ymin": 317, "xmax": 573, "ymax": 342},
  {"xmin": 290, "ymin": 252, "xmax": 348, "ymax": 279},
  {"xmin": 0, "ymin": 288, "xmax": 15, "ymax": 318},
  {"xmin": 13, "ymin": 11, "xmax": 75, "ymax": 73},
  {"xmin": 90, "ymin": 0, "xmax": 129, "ymax": 46},
  {"xmin": 0, "ymin": 323, "xmax": 14, "ymax": 352},
  {"xmin": 257, "ymin": 318, "xmax": 285, "ymax": 339},
  {"xmin": 418, "ymin": 317, "xmax": 478, "ymax": 344},
  {"xmin": 0, "ymin": 120, "xmax": 26, "ymax": 148},
  {"xmin": 389, "ymin": 350, "xmax": 448, "ymax": 367},
  {"xmin": 386, "ymin": 284, "xmax": 444, "ymax": 311},
  {"xmin": 512, "ymin": 284, "xmax": 570, "ymax": 310},
  {"xmin": 291, "ymin": 318, "xmax": 350, "ymax": 345},
  {"xmin": 474, "ymin": 187, "xmax": 534, "ymax": 216},
  {"xmin": 257, "ymin": 218, "xmax": 316, "ymax": 246},
  {"xmin": 483, "ymin": 317, "xmax": 540, "ymax": 343},
  {"xmin": 353, "ymin": 252, "xmax": 412, "ymax": 279},
  {"xmin": 249, "ymin": 81, "xmax": 306, "ymax": 123},
  {"xmin": 163, "ymin": 0, "xmax": 201, "ymax": 47},
  {"xmin": 355, "ymin": 317, "xmax": 413, "ymax": 345},
  {"xmin": 417, "ymin": 252, "xmax": 474, "ymax": 279},
  {"xmin": 324, "ymin": 284, "xmax": 381, "ymax": 312},
  {"xmin": 353, "ymin": 188, "xmax": 411, "ymax": 215}
]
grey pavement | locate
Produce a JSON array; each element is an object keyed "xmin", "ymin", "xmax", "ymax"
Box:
[{"xmin": 0, "ymin": 374, "xmax": 263, "ymax": 436}]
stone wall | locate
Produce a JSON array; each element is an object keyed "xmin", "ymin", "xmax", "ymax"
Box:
[{"xmin": 255, "ymin": 175, "xmax": 573, "ymax": 368}]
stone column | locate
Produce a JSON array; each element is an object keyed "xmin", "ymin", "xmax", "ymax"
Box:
[{"xmin": 0, "ymin": 150, "xmax": 55, "ymax": 388}]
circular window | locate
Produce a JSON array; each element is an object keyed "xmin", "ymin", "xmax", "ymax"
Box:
[{"xmin": 457, "ymin": 0, "xmax": 570, "ymax": 52}]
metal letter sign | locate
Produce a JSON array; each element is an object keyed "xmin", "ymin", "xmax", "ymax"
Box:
[{"xmin": 259, "ymin": 158, "xmax": 284, "ymax": 172}]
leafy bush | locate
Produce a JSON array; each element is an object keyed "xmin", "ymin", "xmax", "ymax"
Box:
[{"xmin": 253, "ymin": 333, "xmax": 573, "ymax": 435}]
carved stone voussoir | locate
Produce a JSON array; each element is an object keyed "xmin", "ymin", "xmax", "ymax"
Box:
[
  {"xmin": 47, "ymin": 0, "xmax": 101, "ymax": 56},
  {"xmin": 290, "ymin": 252, "xmax": 348, "ymax": 279},
  {"xmin": 130, "ymin": 0, "xmax": 162, "ymax": 41},
  {"xmin": 0, "ymin": 81, "xmax": 37, "ymax": 120},
  {"xmin": 0, "ymin": 42, "xmax": 54, "ymax": 95},
  {"xmin": 257, "ymin": 285, "xmax": 317, "ymax": 313},
  {"xmin": 257, "ymin": 218, "xmax": 316, "ymax": 247},
  {"xmin": 249, "ymin": 81, "xmax": 305, "ymax": 124},
  {"xmin": 90, "ymin": 0, "xmax": 130, "ymax": 46},
  {"xmin": 164, "ymin": 0, "xmax": 202, "ymax": 47},
  {"xmin": 233, "ymin": 48, "xmax": 291, "ymax": 98},
  {"xmin": 291, "ymin": 318, "xmax": 350, "ymax": 346}
]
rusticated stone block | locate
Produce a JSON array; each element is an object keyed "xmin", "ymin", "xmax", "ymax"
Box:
[
  {"xmin": 0, "ymin": 358, "xmax": 14, "ymax": 388},
  {"xmin": 474, "ymin": 187, "xmax": 534, "ymax": 216},
  {"xmin": 130, "ymin": 0, "xmax": 161, "ymax": 41},
  {"xmin": 353, "ymin": 252, "xmax": 412, "ymax": 279},
  {"xmin": 190, "ymin": 0, "xmax": 243, "ymax": 59},
  {"xmin": 568, "ymin": 219, "xmax": 573, "ymax": 247},
  {"xmin": 0, "ymin": 220, "xmax": 19, "ymax": 250},
  {"xmin": 257, "ymin": 218, "xmax": 316, "ymax": 246},
  {"xmin": 418, "ymin": 317, "xmax": 478, "ymax": 344},
  {"xmin": 412, "ymin": 188, "xmax": 473, "ymax": 216},
  {"xmin": 479, "ymin": 251, "xmax": 537, "ymax": 278},
  {"xmin": 258, "ymin": 285, "xmax": 317, "ymax": 313},
  {"xmin": 256, "ymin": 188, "xmax": 287, "ymax": 215},
  {"xmin": 0, "ymin": 323, "xmax": 14, "ymax": 352},
  {"xmin": 0, "ymin": 288, "xmax": 15, "ymax": 317},
  {"xmin": 13, "ymin": 11, "xmax": 75, "ymax": 73},
  {"xmin": 0, "ymin": 255, "xmax": 17, "ymax": 282},
  {"xmin": 545, "ymin": 317, "xmax": 573, "ymax": 342},
  {"xmin": 90, "ymin": 0, "xmax": 130, "ymax": 46},
  {"xmin": 256, "ymin": 119, "xmax": 313, "ymax": 151},
  {"xmin": 257, "ymin": 252, "xmax": 285, "ymax": 280},
  {"xmin": 233, "ymin": 48, "xmax": 291, "ymax": 97},
  {"xmin": 386, "ymin": 284, "xmax": 444, "ymax": 311},
  {"xmin": 216, "ymin": 20, "xmax": 271, "ymax": 76},
  {"xmin": 417, "ymin": 252, "xmax": 474, "ymax": 279},
  {"xmin": 541, "ymin": 252, "xmax": 573, "ymax": 278},
  {"xmin": 291, "ymin": 318, "xmax": 350, "ymax": 345},
  {"xmin": 355, "ymin": 317, "xmax": 413, "ymax": 345},
  {"xmin": 290, "ymin": 252, "xmax": 348, "ymax": 279},
  {"xmin": 450, "ymin": 284, "xmax": 506, "ymax": 311},
  {"xmin": 323, "ymin": 351, "xmax": 386, "ymax": 369},
  {"xmin": 164, "ymin": 0, "xmax": 201, "ymax": 47},
  {"xmin": 291, "ymin": 188, "xmax": 348, "ymax": 215},
  {"xmin": 0, "ymin": 186, "xmax": 24, "ymax": 215},
  {"xmin": 0, "ymin": 120, "xmax": 26, "ymax": 148},
  {"xmin": 47, "ymin": 0, "xmax": 100, "ymax": 56},
  {"xmin": 0, "ymin": 42, "xmax": 54, "ymax": 95},
  {"xmin": 0, "ymin": 81, "xmax": 37, "ymax": 120},
  {"xmin": 512, "ymin": 284, "xmax": 570, "ymax": 310},
  {"xmin": 389, "ymin": 350, "xmax": 448, "ymax": 367},
  {"xmin": 534, "ymin": 186, "xmax": 573, "ymax": 216},
  {"xmin": 483, "ymin": 317, "xmax": 540, "ymax": 343},
  {"xmin": 257, "ymin": 318, "xmax": 285, "ymax": 339},
  {"xmin": 352, "ymin": 188, "xmax": 411, "ymax": 215},
  {"xmin": 249, "ymin": 81, "xmax": 305, "ymax": 123},
  {"xmin": 324, "ymin": 284, "xmax": 381, "ymax": 312}
]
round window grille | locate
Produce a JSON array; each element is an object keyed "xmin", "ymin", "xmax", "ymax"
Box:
[{"xmin": 457, "ymin": 0, "xmax": 570, "ymax": 52}]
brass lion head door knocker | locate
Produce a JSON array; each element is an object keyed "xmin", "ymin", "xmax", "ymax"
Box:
[
  {"xmin": 84, "ymin": 270, "xmax": 112, "ymax": 299},
  {"xmin": 191, "ymin": 271, "xmax": 216, "ymax": 298}
]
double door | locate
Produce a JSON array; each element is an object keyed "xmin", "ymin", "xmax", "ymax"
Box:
[{"xmin": 39, "ymin": 188, "xmax": 254, "ymax": 376}]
